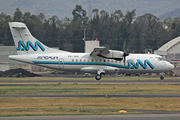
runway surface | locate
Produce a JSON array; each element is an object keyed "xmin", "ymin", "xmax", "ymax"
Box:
[
  {"xmin": 2, "ymin": 114, "xmax": 180, "ymax": 120},
  {"xmin": 1, "ymin": 94, "xmax": 180, "ymax": 98},
  {"xmin": 1, "ymin": 79, "xmax": 180, "ymax": 84}
]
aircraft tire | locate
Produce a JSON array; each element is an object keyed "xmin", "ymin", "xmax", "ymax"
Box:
[
  {"xmin": 95, "ymin": 74, "xmax": 101, "ymax": 81},
  {"xmin": 160, "ymin": 75, "xmax": 164, "ymax": 80}
]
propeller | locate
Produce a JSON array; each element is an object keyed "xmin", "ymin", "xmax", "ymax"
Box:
[
  {"xmin": 123, "ymin": 52, "xmax": 129, "ymax": 66},
  {"xmin": 122, "ymin": 41, "xmax": 129, "ymax": 66}
]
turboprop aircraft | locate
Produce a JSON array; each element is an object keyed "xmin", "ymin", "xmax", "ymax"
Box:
[{"xmin": 8, "ymin": 22, "xmax": 174, "ymax": 80}]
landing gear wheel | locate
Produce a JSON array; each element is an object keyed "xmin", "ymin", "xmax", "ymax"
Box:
[
  {"xmin": 95, "ymin": 74, "xmax": 101, "ymax": 81},
  {"xmin": 160, "ymin": 75, "xmax": 164, "ymax": 80}
]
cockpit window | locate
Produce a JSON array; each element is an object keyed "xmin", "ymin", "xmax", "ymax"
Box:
[{"xmin": 155, "ymin": 57, "xmax": 165, "ymax": 61}]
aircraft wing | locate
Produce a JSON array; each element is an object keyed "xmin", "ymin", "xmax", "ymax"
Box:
[{"xmin": 90, "ymin": 47, "xmax": 110, "ymax": 56}]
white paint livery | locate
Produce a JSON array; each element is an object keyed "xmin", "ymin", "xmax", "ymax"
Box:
[{"xmin": 9, "ymin": 22, "xmax": 174, "ymax": 80}]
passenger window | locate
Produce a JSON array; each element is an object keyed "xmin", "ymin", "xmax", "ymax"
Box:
[
  {"xmin": 99, "ymin": 59, "xmax": 102, "ymax": 62},
  {"xmin": 95, "ymin": 59, "xmax": 97, "ymax": 62},
  {"xmin": 91, "ymin": 59, "xmax": 94, "ymax": 62},
  {"xmin": 104, "ymin": 60, "xmax": 106, "ymax": 62},
  {"xmin": 84, "ymin": 59, "xmax": 86, "ymax": 62},
  {"xmin": 80, "ymin": 59, "xmax": 82, "ymax": 62},
  {"xmin": 76, "ymin": 59, "xmax": 78, "ymax": 62},
  {"xmin": 72, "ymin": 59, "xmax": 74, "ymax": 62}
]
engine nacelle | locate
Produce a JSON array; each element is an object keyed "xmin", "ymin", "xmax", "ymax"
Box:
[{"xmin": 101, "ymin": 50, "xmax": 124, "ymax": 60}]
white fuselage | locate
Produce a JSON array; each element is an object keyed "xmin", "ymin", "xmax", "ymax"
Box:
[
  {"xmin": 9, "ymin": 52, "xmax": 174, "ymax": 74},
  {"xmin": 8, "ymin": 22, "xmax": 175, "ymax": 80}
]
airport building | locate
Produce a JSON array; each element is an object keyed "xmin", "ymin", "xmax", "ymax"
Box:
[
  {"xmin": 0, "ymin": 46, "xmax": 28, "ymax": 71},
  {"xmin": 84, "ymin": 39, "xmax": 99, "ymax": 53},
  {"xmin": 154, "ymin": 36, "xmax": 180, "ymax": 63}
]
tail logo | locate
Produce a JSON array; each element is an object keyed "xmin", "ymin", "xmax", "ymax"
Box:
[{"xmin": 16, "ymin": 40, "xmax": 45, "ymax": 51}]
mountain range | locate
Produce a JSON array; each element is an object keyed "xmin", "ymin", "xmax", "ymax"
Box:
[{"xmin": 0, "ymin": 0, "xmax": 180, "ymax": 20}]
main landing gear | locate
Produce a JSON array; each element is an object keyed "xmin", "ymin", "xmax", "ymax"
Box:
[
  {"xmin": 95, "ymin": 73, "xmax": 105, "ymax": 81},
  {"xmin": 95, "ymin": 74, "xmax": 101, "ymax": 80},
  {"xmin": 95, "ymin": 70, "xmax": 105, "ymax": 81}
]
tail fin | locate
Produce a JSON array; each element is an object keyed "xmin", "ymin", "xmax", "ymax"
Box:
[{"xmin": 9, "ymin": 22, "xmax": 68, "ymax": 55}]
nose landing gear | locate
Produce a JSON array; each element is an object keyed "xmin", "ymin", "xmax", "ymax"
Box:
[{"xmin": 160, "ymin": 75, "xmax": 164, "ymax": 80}]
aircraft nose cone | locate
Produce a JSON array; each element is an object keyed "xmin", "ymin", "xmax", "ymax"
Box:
[{"xmin": 169, "ymin": 64, "xmax": 174, "ymax": 71}]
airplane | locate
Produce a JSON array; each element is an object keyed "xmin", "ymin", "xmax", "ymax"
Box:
[{"xmin": 8, "ymin": 22, "xmax": 174, "ymax": 80}]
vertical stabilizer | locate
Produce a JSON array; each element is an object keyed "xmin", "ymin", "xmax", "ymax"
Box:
[{"xmin": 9, "ymin": 22, "xmax": 68, "ymax": 55}]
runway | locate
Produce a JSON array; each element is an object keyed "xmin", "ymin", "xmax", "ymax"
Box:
[
  {"xmin": 1, "ymin": 79, "xmax": 180, "ymax": 84},
  {"xmin": 1, "ymin": 94, "xmax": 180, "ymax": 98},
  {"xmin": 2, "ymin": 114, "xmax": 180, "ymax": 120}
]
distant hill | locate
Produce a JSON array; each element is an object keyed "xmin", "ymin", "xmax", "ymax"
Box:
[
  {"xmin": 159, "ymin": 8, "xmax": 180, "ymax": 20},
  {"xmin": 0, "ymin": 0, "xmax": 180, "ymax": 20}
]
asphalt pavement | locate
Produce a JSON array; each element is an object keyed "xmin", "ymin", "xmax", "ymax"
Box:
[
  {"xmin": 0, "ymin": 94, "xmax": 180, "ymax": 98},
  {"xmin": 1, "ymin": 114, "xmax": 180, "ymax": 120},
  {"xmin": 1, "ymin": 79, "xmax": 180, "ymax": 84}
]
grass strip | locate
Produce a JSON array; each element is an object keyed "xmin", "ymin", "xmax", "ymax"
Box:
[
  {"xmin": 0, "ymin": 98, "xmax": 179, "ymax": 116},
  {"xmin": 0, "ymin": 84, "xmax": 180, "ymax": 95}
]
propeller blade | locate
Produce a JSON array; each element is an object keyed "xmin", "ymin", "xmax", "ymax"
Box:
[
  {"xmin": 123, "ymin": 52, "xmax": 129, "ymax": 66},
  {"xmin": 124, "ymin": 56, "xmax": 126, "ymax": 66}
]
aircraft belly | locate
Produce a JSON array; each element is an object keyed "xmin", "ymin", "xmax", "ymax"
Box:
[
  {"xmin": 63, "ymin": 65, "xmax": 85, "ymax": 72},
  {"xmin": 80, "ymin": 65, "xmax": 119, "ymax": 74},
  {"xmin": 120, "ymin": 67, "xmax": 163, "ymax": 74},
  {"xmin": 121, "ymin": 69, "xmax": 153, "ymax": 74},
  {"xmin": 34, "ymin": 64, "xmax": 59, "ymax": 70}
]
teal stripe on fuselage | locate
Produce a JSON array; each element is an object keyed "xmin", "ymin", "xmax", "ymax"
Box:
[{"xmin": 32, "ymin": 61, "xmax": 128, "ymax": 68}]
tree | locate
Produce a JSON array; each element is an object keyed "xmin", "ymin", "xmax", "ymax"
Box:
[
  {"xmin": 45, "ymin": 15, "xmax": 59, "ymax": 47},
  {"xmin": 122, "ymin": 9, "xmax": 136, "ymax": 51},
  {"xmin": 38, "ymin": 13, "xmax": 45, "ymax": 23},
  {"xmin": 70, "ymin": 5, "xmax": 88, "ymax": 52},
  {"xmin": 0, "ymin": 6, "xmax": 175, "ymax": 53},
  {"xmin": 92, "ymin": 9, "xmax": 99, "ymax": 17},
  {"xmin": 22, "ymin": 12, "xmax": 31, "ymax": 21},
  {"xmin": 99, "ymin": 10, "xmax": 109, "ymax": 26},
  {"xmin": 129, "ymin": 21, "xmax": 142, "ymax": 52},
  {"xmin": 171, "ymin": 22, "xmax": 180, "ymax": 39},
  {"xmin": 72, "ymin": 5, "xmax": 86, "ymax": 21},
  {"xmin": 170, "ymin": 17, "xmax": 180, "ymax": 39},
  {"xmin": 162, "ymin": 17, "xmax": 173, "ymax": 30},
  {"xmin": 0, "ymin": 12, "xmax": 13, "ymax": 46},
  {"xmin": 124, "ymin": 9, "xmax": 136, "ymax": 27},
  {"xmin": 131, "ymin": 13, "xmax": 169, "ymax": 52},
  {"xmin": 91, "ymin": 8, "xmax": 100, "ymax": 33},
  {"xmin": 111, "ymin": 10, "xmax": 123, "ymax": 22},
  {"xmin": 13, "ymin": 8, "xmax": 22, "ymax": 22}
]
